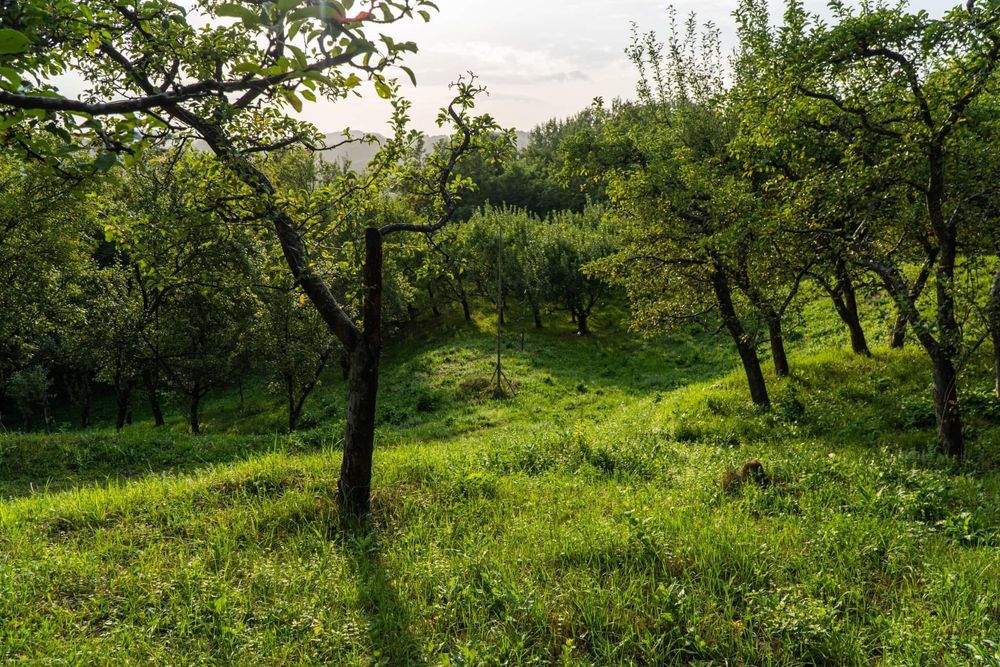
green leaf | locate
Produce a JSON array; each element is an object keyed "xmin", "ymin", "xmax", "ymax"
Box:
[
  {"xmin": 0, "ymin": 66, "xmax": 22, "ymax": 88},
  {"xmin": 216, "ymin": 4, "xmax": 259, "ymax": 26},
  {"xmin": 288, "ymin": 2, "xmax": 345, "ymax": 22},
  {"xmin": 400, "ymin": 66, "xmax": 417, "ymax": 86},
  {"xmin": 0, "ymin": 29, "xmax": 30, "ymax": 54},
  {"xmin": 283, "ymin": 90, "xmax": 303, "ymax": 112},
  {"xmin": 374, "ymin": 79, "xmax": 392, "ymax": 99},
  {"xmin": 232, "ymin": 61, "xmax": 263, "ymax": 75},
  {"xmin": 93, "ymin": 152, "xmax": 118, "ymax": 172}
]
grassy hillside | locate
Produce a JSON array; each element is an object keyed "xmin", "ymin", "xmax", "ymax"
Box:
[{"xmin": 0, "ymin": 295, "xmax": 998, "ymax": 665}]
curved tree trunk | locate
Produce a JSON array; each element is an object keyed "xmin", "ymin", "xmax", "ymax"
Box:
[
  {"xmin": 890, "ymin": 252, "xmax": 936, "ymax": 350},
  {"xmin": 712, "ymin": 269, "xmax": 769, "ymax": 407},
  {"xmin": 767, "ymin": 315, "xmax": 790, "ymax": 377},
  {"xmin": 833, "ymin": 260, "xmax": 871, "ymax": 356}
]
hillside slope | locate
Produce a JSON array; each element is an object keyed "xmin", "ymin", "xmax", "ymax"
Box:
[{"xmin": 0, "ymin": 298, "xmax": 997, "ymax": 664}]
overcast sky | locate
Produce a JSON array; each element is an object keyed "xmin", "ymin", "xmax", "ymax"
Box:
[{"xmin": 299, "ymin": 0, "xmax": 956, "ymax": 135}]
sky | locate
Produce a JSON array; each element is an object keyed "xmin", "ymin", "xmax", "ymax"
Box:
[{"xmin": 299, "ymin": 0, "xmax": 957, "ymax": 135}]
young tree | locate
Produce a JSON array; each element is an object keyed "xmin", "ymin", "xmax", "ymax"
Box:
[{"xmin": 544, "ymin": 207, "xmax": 611, "ymax": 336}]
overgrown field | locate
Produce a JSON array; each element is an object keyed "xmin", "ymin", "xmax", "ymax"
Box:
[{"xmin": 0, "ymin": 296, "xmax": 998, "ymax": 665}]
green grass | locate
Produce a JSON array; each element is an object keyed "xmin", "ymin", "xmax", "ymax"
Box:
[{"xmin": 0, "ymin": 297, "xmax": 998, "ymax": 665}]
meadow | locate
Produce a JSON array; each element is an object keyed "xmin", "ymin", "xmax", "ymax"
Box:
[{"xmin": 0, "ymin": 292, "xmax": 997, "ymax": 666}]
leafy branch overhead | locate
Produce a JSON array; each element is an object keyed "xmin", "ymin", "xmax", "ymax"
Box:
[{"xmin": 0, "ymin": 0, "xmax": 432, "ymax": 164}]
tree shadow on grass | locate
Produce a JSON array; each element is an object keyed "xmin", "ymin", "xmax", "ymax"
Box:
[{"xmin": 337, "ymin": 518, "xmax": 427, "ymax": 667}]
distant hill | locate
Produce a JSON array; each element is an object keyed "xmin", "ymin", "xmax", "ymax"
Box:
[{"xmin": 314, "ymin": 130, "xmax": 532, "ymax": 167}]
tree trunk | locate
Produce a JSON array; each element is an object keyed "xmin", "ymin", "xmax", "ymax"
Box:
[
  {"xmin": 926, "ymin": 152, "xmax": 963, "ymax": 457},
  {"xmin": 189, "ymin": 382, "xmax": 201, "ymax": 435},
  {"xmin": 890, "ymin": 251, "xmax": 936, "ymax": 350},
  {"xmin": 767, "ymin": 314, "xmax": 790, "ymax": 377},
  {"xmin": 990, "ymin": 271, "xmax": 1000, "ymax": 402},
  {"xmin": 428, "ymin": 285, "xmax": 441, "ymax": 318},
  {"xmin": 287, "ymin": 376, "xmax": 299, "ymax": 432},
  {"xmin": 460, "ymin": 289, "xmax": 472, "ymax": 322},
  {"xmin": 576, "ymin": 309, "xmax": 590, "ymax": 336},
  {"xmin": 42, "ymin": 389, "xmax": 53, "ymax": 434},
  {"xmin": 931, "ymin": 354, "xmax": 963, "ymax": 458},
  {"xmin": 889, "ymin": 311, "xmax": 907, "ymax": 349},
  {"xmin": 115, "ymin": 384, "xmax": 132, "ymax": 431},
  {"xmin": 532, "ymin": 304, "xmax": 543, "ymax": 329},
  {"xmin": 339, "ymin": 341, "xmax": 380, "ymax": 516},
  {"xmin": 340, "ymin": 350, "xmax": 351, "ymax": 380},
  {"xmin": 142, "ymin": 368, "xmax": 165, "ymax": 427},
  {"xmin": 712, "ymin": 268, "xmax": 769, "ymax": 407},
  {"xmin": 338, "ymin": 228, "xmax": 383, "ymax": 517},
  {"xmin": 79, "ymin": 375, "xmax": 91, "ymax": 428},
  {"xmin": 833, "ymin": 259, "xmax": 871, "ymax": 356}
]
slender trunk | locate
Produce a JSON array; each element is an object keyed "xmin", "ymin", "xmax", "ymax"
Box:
[
  {"xmin": 712, "ymin": 269, "xmax": 769, "ymax": 407},
  {"xmin": 989, "ymin": 271, "xmax": 1000, "ymax": 402},
  {"xmin": 80, "ymin": 393, "xmax": 91, "ymax": 429},
  {"xmin": 287, "ymin": 376, "xmax": 299, "ymax": 432},
  {"xmin": 532, "ymin": 303, "xmax": 543, "ymax": 329},
  {"xmin": 927, "ymin": 149, "xmax": 963, "ymax": 457},
  {"xmin": 891, "ymin": 251, "xmax": 937, "ymax": 350},
  {"xmin": 79, "ymin": 375, "xmax": 91, "ymax": 428},
  {"xmin": 767, "ymin": 314, "xmax": 790, "ymax": 377},
  {"xmin": 115, "ymin": 384, "xmax": 132, "ymax": 431},
  {"xmin": 931, "ymin": 354, "xmax": 963, "ymax": 458},
  {"xmin": 428, "ymin": 284, "xmax": 441, "ymax": 318},
  {"xmin": 142, "ymin": 368, "xmax": 165, "ymax": 427},
  {"xmin": 338, "ymin": 228, "xmax": 383, "ymax": 516},
  {"xmin": 189, "ymin": 381, "xmax": 201, "ymax": 435},
  {"xmin": 889, "ymin": 311, "xmax": 908, "ymax": 349},
  {"xmin": 833, "ymin": 260, "xmax": 871, "ymax": 356},
  {"xmin": 461, "ymin": 295, "xmax": 472, "ymax": 321},
  {"xmin": 42, "ymin": 390, "xmax": 53, "ymax": 434}
]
